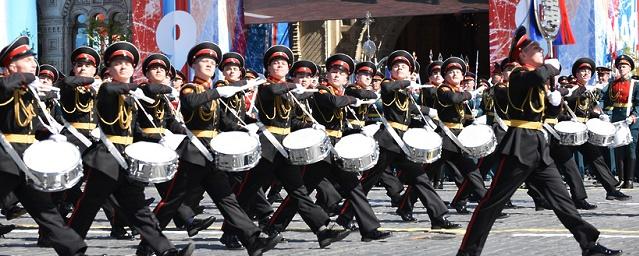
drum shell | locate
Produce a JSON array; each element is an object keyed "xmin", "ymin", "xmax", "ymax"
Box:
[
  {"xmin": 406, "ymin": 144, "xmax": 442, "ymax": 164},
  {"xmin": 555, "ymin": 121, "xmax": 588, "ymax": 146},
  {"xmin": 24, "ymin": 141, "xmax": 84, "ymax": 192},
  {"xmin": 333, "ymin": 135, "xmax": 380, "ymax": 172},
  {"xmin": 287, "ymin": 136, "xmax": 332, "ymax": 165},
  {"xmin": 213, "ymin": 145, "xmax": 261, "ymax": 172},
  {"xmin": 459, "ymin": 125, "xmax": 497, "ymax": 159},
  {"xmin": 610, "ymin": 121, "xmax": 633, "ymax": 148},
  {"xmin": 128, "ymin": 157, "xmax": 179, "ymax": 183}
]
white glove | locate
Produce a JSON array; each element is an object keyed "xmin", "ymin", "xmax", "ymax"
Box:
[
  {"xmin": 312, "ymin": 123, "xmax": 326, "ymax": 131},
  {"xmin": 545, "ymin": 58, "xmax": 561, "ymax": 70},
  {"xmin": 470, "ymin": 89, "xmax": 482, "ymax": 99},
  {"xmin": 626, "ymin": 116, "xmax": 635, "ymax": 125},
  {"xmin": 130, "ymin": 88, "xmax": 155, "ymax": 104},
  {"xmin": 216, "ymin": 86, "xmax": 242, "ymax": 98},
  {"xmin": 49, "ymin": 134, "xmax": 67, "ymax": 143},
  {"xmin": 246, "ymin": 78, "xmax": 267, "ymax": 88},
  {"xmin": 351, "ymin": 99, "xmax": 364, "ymax": 107},
  {"xmin": 91, "ymin": 78, "xmax": 102, "ymax": 92},
  {"xmin": 291, "ymin": 84, "xmax": 306, "ymax": 94},
  {"xmin": 548, "ymin": 90, "xmax": 562, "ymax": 106},
  {"xmin": 245, "ymin": 123, "xmax": 260, "ymax": 135},
  {"xmin": 428, "ymin": 108, "xmax": 438, "ymax": 118},
  {"xmin": 407, "ymin": 81, "xmax": 425, "ymax": 91},
  {"xmin": 471, "ymin": 109, "xmax": 479, "ymax": 118},
  {"xmin": 599, "ymin": 114, "xmax": 610, "ymax": 122}
]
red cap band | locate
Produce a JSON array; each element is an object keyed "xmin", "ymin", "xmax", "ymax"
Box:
[
  {"xmin": 75, "ymin": 53, "xmax": 96, "ymax": 65},
  {"xmin": 39, "ymin": 69, "xmax": 55, "ymax": 80},
  {"xmin": 194, "ymin": 49, "xmax": 218, "ymax": 61},
  {"xmin": 446, "ymin": 63, "xmax": 463, "ymax": 71},
  {"xmin": 295, "ymin": 67, "xmax": 312, "ymax": 74},
  {"xmin": 148, "ymin": 59, "xmax": 167, "ymax": 68},
  {"xmin": 2, "ymin": 45, "xmax": 30, "ymax": 66},
  {"xmin": 268, "ymin": 52, "xmax": 289, "ymax": 63},
  {"xmin": 110, "ymin": 50, "xmax": 134, "ymax": 62},
  {"xmin": 222, "ymin": 57, "xmax": 241, "ymax": 66},
  {"xmin": 357, "ymin": 66, "xmax": 373, "ymax": 73},
  {"xmin": 330, "ymin": 60, "xmax": 350, "ymax": 72}
]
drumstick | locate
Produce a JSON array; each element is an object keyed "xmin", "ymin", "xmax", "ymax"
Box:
[
  {"xmin": 218, "ymin": 99, "xmax": 249, "ymax": 127},
  {"xmin": 408, "ymin": 95, "xmax": 437, "ymax": 131},
  {"xmin": 131, "ymin": 96, "xmax": 165, "ymax": 139},
  {"xmin": 288, "ymin": 91, "xmax": 321, "ymax": 126}
]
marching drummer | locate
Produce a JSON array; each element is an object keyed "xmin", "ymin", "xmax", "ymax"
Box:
[
  {"xmin": 289, "ymin": 60, "xmax": 320, "ymax": 130},
  {"xmin": 153, "ymin": 41, "xmax": 280, "ymax": 255},
  {"xmin": 457, "ymin": 26, "xmax": 621, "ymax": 256},
  {"xmin": 558, "ymin": 57, "xmax": 630, "ymax": 201},
  {"xmin": 234, "ymin": 45, "xmax": 351, "ymax": 249},
  {"xmin": 0, "ymin": 35, "xmax": 88, "ymax": 256},
  {"xmin": 215, "ymin": 51, "xmax": 274, "ymax": 250},
  {"xmin": 266, "ymin": 53, "xmax": 391, "ymax": 242},
  {"xmin": 37, "ymin": 64, "xmax": 61, "ymax": 116},
  {"xmin": 603, "ymin": 54, "xmax": 639, "ymax": 189},
  {"xmin": 345, "ymin": 60, "xmax": 379, "ymax": 130},
  {"xmin": 337, "ymin": 50, "xmax": 460, "ymax": 230},
  {"xmin": 431, "ymin": 57, "xmax": 490, "ymax": 215},
  {"xmin": 67, "ymin": 41, "xmax": 196, "ymax": 256}
]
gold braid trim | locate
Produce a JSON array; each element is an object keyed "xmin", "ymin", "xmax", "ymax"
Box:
[{"xmin": 14, "ymin": 90, "xmax": 35, "ymax": 127}]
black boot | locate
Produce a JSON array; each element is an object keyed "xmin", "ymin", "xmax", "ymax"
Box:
[
  {"xmin": 431, "ymin": 216, "xmax": 462, "ymax": 229},
  {"xmin": 159, "ymin": 243, "xmax": 195, "ymax": 256},
  {"xmin": 582, "ymin": 243, "xmax": 622, "ymax": 256},
  {"xmin": 622, "ymin": 158, "xmax": 636, "ymax": 189},
  {"xmin": 110, "ymin": 226, "xmax": 133, "ymax": 240},
  {"xmin": 360, "ymin": 228, "xmax": 392, "ymax": 242},
  {"xmin": 186, "ymin": 216, "xmax": 216, "ymax": 237},
  {"xmin": 336, "ymin": 215, "xmax": 358, "ymax": 231},
  {"xmin": 247, "ymin": 232, "xmax": 282, "ymax": 256},
  {"xmin": 574, "ymin": 199, "xmax": 598, "ymax": 210},
  {"xmin": 220, "ymin": 233, "xmax": 243, "ymax": 250},
  {"xmin": 317, "ymin": 226, "xmax": 351, "ymax": 248},
  {"xmin": 450, "ymin": 200, "xmax": 471, "ymax": 214},
  {"xmin": 606, "ymin": 190, "xmax": 632, "ymax": 201},
  {"xmin": 0, "ymin": 223, "xmax": 15, "ymax": 237},
  {"xmin": 395, "ymin": 208, "xmax": 417, "ymax": 222}
]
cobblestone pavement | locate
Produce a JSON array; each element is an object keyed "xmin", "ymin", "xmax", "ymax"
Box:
[{"xmin": 1, "ymin": 181, "xmax": 637, "ymax": 256}]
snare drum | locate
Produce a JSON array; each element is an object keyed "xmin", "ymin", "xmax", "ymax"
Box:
[
  {"xmin": 210, "ymin": 131, "xmax": 261, "ymax": 172},
  {"xmin": 125, "ymin": 142, "xmax": 179, "ymax": 183},
  {"xmin": 458, "ymin": 124, "xmax": 497, "ymax": 158},
  {"xmin": 586, "ymin": 119, "xmax": 616, "ymax": 147},
  {"xmin": 22, "ymin": 140, "xmax": 83, "ymax": 192},
  {"xmin": 334, "ymin": 134, "xmax": 379, "ymax": 172},
  {"xmin": 610, "ymin": 121, "xmax": 633, "ymax": 148},
  {"xmin": 402, "ymin": 128, "xmax": 442, "ymax": 164},
  {"xmin": 283, "ymin": 128, "xmax": 332, "ymax": 165},
  {"xmin": 554, "ymin": 121, "xmax": 588, "ymax": 146}
]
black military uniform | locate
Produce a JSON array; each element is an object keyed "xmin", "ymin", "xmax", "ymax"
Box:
[
  {"xmin": 428, "ymin": 57, "xmax": 487, "ymax": 214},
  {"xmin": 267, "ymin": 54, "xmax": 390, "ymax": 241},
  {"xmin": 0, "ymin": 36, "xmax": 87, "ymax": 256},
  {"xmin": 338, "ymin": 50, "xmax": 459, "ymax": 229},
  {"xmin": 234, "ymin": 45, "xmax": 349, "ymax": 249},
  {"xmin": 457, "ymin": 27, "xmax": 618, "ymax": 256},
  {"xmin": 66, "ymin": 42, "xmax": 194, "ymax": 256},
  {"xmin": 556, "ymin": 58, "xmax": 629, "ymax": 201}
]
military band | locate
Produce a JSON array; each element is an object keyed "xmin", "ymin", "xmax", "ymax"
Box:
[{"xmin": 0, "ymin": 28, "xmax": 630, "ymax": 256}]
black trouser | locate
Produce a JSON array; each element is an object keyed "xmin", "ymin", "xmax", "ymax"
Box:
[
  {"xmin": 556, "ymin": 143, "xmax": 619, "ymax": 193},
  {"xmin": 235, "ymin": 154, "xmax": 330, "ymax": 233},
  {"xmin": 228, "ymin": 172, "xmax": 273, "ymax": 220},
  {"xmin": 435, "ymin": 150, "xmax": 486, "ymax": 205},
  {"xmin": 549, "ymin": 141, "xmax": 588, "ymax": 201},
  {"xmin": 340, "ymin": 148, "xmax": 448, "ymax": 222},
  {"xmin": 268, "ymin": 161, "xmax": 381, "ymax": 235},
  {"xmin": 457, "ymin": 155, "xmax": 600, "ymax": 255},
  {"xmin": 145, "ymin": 161, "xmax": 261, "ymax": 247},
  {"xmin": 67, "ymin": 168, "xmax": 173, "ymax": 254},
  {"xmin": 380, "ymin": 166, "xmax": 405, "ymax": 205},
  {"xmin": 0, "ymin": 172, "xmax": 86, "ymax": 255},
  {"xmin": 172, "ymin": 184, "xmax": 206, "ymax": 228},
  {"xmin": 314, "ymin": 178, "xmax": 343, "ymax": 212}
]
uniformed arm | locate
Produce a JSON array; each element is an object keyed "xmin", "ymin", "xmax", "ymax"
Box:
[
  {"xmin": 563, "ymin": 85, "xmax": 584, "ymax": 103},
  {"xmin": 380, "ymin": 80, "xmax": 411, "ymax": 95},
  {"xmin": 601, "ymin": 82, "xmax": 613, "ymax": 112},
  {"xmin": 260, "ymin": 82, "xmax": 297, "ymax": 97},
  {"xmin": 60, "ymin": 76, "xmax": 94, "ymax": 89},
  {"xmin": 0, "ymin": 73, "xmax": 35, "ymax": 101},
  {"xmin": 313, "ymin": 89, "xmax": 357, "ymax": 109},
  {"xmin": 437, "ymin": 86, "xmax": 471, "ymax": 105},
  {"xmin": 409, "ymin": 103, "xmax": 431, "ymax": 116},
  {"xmin": 345, "ymin": 85, "xmax": 378, "ymax": 99},
  {"xmin": 141, "ymin": 83, "xmax": 172, "ymax": 97},
  {"xmin": 510, "ymin": 64, "xmax": 559, "ymax": 90},
  {"xmin": 179, "ymin": 85, "xmax": 220, "ymax": 109},
  {"xmin": 97, "ymin": 82, "xmax": 137, "ymax": 121}
]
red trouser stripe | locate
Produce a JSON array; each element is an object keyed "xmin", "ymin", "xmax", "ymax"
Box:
[
  {"xmin": 67, "ymin": 167, "xmax": 93, "ymax": 226},
  {"xmin": 460, "ymin": 156, "xmax": 506, "ymax": 251},
  {"xmin": 153, "ymin": 169, "xmax": 181, "ymax": 214}
]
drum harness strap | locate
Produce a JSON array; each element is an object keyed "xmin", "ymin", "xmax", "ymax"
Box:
[
  {"xmin": 409, "ymin": 94, "xmax": 471, "ymax": 155},
  {"xmin": 371, "ymin": 102, "xmax": 412, "ymax": 156},
  {"xmin": 53, "ymin": 99, "xmax": 93, "ymax": 147},
  {"xmin": 162, "ymin": 95, "xmax": 214, "ymax": 162}
]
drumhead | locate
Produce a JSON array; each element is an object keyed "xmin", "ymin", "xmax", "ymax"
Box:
[
  {"xmin": 335, "ymin": 134, "xmax": 375, "ymax": 158},
  {"xmin": 402, "ymin": 128, "xmax": 442, "ymax": 150},
  {"xmin": 283, "ymin": 128, "xmax": 326, "ymax": 149},
  {"xmin": 555, "ymin": 121, "xmax": 587, "ymax": 133},
  {"xmin": 586, "ymin": 119, "xmax": 616, "ymax": 135},
  {"xmin": 458, "ymin": 125, "xmax": 494, "ymax": 147},
  {"xmin": 23, "ymin": 140, "xmax": 81, "ymax": 173},
  {"xmin": 125, "ymin": 141, "xmax": 178, "ymax": 163},
  {"xmin": 210, "ymin": 131, "xmax": 259, "ymax": 154}
]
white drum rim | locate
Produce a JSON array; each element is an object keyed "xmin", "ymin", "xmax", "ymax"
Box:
[
  {"xmin": 334, "ymin": 134, "xmax": 376, "ymax": 159},
  {"xmin": 283, "ymin": 128, "xmax": 327, "ymax": 150},
  {"xmin": 23, "ymin": 140, "xmax": 82, "ymax": 173},
  {"xmin": 210, "ymin": 131, "xmax": 260, "ymax": 154},
  {"xmin": 125, "ymin": 141, "xmax": 178, "ymax": 163}
]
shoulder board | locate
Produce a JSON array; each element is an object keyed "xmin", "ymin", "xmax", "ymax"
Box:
[
  {"xmin": 214, "ymin": 80, "xmax": 228, "ymax": 87},
  {"xmin": 317, "ymin": 85, "xmax": 331, "ymax": 94},
  {"xmin": 180, "ymin": 83, "xmax": 198, "ymax": 95}
]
